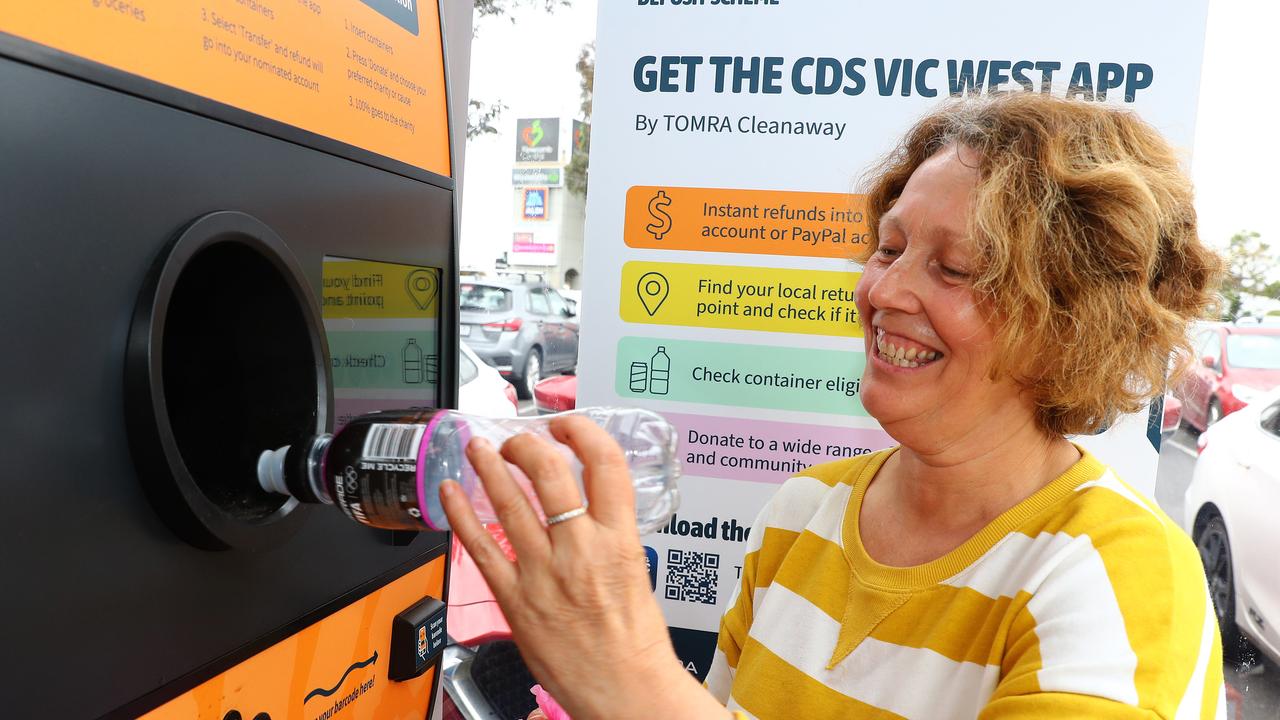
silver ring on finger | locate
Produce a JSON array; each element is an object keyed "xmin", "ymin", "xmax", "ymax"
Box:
[{"xmin": 545, "ymin": 505, "xmax": 588, "ymax": 526}]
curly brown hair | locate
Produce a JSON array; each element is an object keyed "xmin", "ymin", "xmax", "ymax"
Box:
[{"xmin": 858, "ymin": 94, "xmax": 1223, "ymax": 436}]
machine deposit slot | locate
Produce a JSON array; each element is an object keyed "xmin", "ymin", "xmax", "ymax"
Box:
[{"xmin": 126, "ymin": 211, "xmax": 331, "ymax": 550}]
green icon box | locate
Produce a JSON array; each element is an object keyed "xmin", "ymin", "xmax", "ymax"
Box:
[
  {"xmin": 329, "ymin": 331, "xmax": 440, "ymax": 390},
  {"xmin": 615, "ymin": 337, "xmax": 867, "ymax": 416}
]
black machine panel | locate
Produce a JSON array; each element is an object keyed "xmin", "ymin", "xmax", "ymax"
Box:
[{"xmin": 0, "ymin": 49, "xmax": 457, "ymax": 717}]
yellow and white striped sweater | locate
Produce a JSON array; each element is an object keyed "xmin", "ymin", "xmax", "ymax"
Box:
[{"xmin": 707, "ymin": 448, "xmax": 1225, "ymax": 719}]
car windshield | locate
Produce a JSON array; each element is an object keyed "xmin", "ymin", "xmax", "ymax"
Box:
[
  {"xmin": 1227, "ymin": 334, "xmax": 1280, "ymax": 369},
  {"xmin": 460, "ymin": 284, "xmax": 513, "ymax": 312}
]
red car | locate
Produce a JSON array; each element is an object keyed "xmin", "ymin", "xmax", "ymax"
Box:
[
  {"xmin": 1177, "ymin": 324, "xmax": 1280, "ymax": 431},
  {"xmin": 533, "ymin": 373, "xmax": 577, "ymax": 414}
]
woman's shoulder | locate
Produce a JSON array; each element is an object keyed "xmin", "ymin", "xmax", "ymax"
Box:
[
  {"xmin": 1031, "ymin": 463, "xmax": 1205, "ymax": 594},
  {"xmin": 1052, "ymin": 465, "xmax": 1190, "ymax": 546},
  {"xmin": 793, "ymin": 448, "xmax": 892, "ymax": 489},
  {"xmin": 989, "ymin": 464, "xmax": 1219, "ymax": 714}
]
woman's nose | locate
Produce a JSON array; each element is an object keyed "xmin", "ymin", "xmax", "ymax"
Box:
[{"xmin": 866, "ymin": 253, "xmax": 924, "ymax": 313}]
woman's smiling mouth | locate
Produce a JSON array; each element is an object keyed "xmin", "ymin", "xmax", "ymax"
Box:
[{"xmin": 873, "ymin": 326, "xmax": 945, "ymax": 369}]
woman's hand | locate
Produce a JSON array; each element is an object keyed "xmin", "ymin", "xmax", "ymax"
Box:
[{"xmin": 440, "ymin": 415, "xmax": 728, "ymax": 720}]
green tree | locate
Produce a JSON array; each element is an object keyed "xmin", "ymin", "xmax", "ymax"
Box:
[
  {"xmin": 1219, "ymin": 230, "xmax": 1280, "ymax": 320},
  {"xmin": 475, "ymin": 0, "xmax": 570, "ymax": 19},
  {"xmin": 466, "ymin": 0, "xmax": 572, "ymax": 139},
  {"xmin": 565, "ymin": 42, "xmax": 594, "ymax": 197},
  {"xmin": 466, "ymin": 99, "xmax": 508, "ymax": 140}
]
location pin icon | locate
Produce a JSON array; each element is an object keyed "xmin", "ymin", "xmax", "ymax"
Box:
[
  {"xmin": 406, "ymin": 269, "xmax": 439, "ymax": 312},
  {"xmin": 637, "ymin": 271, "xmax": 670, "ymax": 317}
]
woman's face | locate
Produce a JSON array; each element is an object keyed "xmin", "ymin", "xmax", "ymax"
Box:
[{"xmin": 855, "ymin": 146, "xmax": 1028, "ymax": 448}]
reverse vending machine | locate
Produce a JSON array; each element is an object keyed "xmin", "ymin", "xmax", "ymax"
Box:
[{"xmin": 0, "ymin": 2, "xmax": 459, "ymax": 717}]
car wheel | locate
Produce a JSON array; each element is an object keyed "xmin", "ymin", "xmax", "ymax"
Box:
[
  {"xmin": 517, "ymin": 347, "xmax": 541, "ymax": 400},
  {"xmin": 1196, "ymin": 514, "xmax": 1246, "ymax": 660},
  {"xmin": 1207, "ymin": 398, "xmax": 1222, "ymax": 427}
]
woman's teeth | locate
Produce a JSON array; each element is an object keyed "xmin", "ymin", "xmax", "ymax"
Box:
[{"xmin": 874, "ymin": 328, "xmax": 941, "ymax": 368}]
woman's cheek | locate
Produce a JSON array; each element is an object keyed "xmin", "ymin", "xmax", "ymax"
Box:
[{"xmin": 935, "ymin": 289, "xmax": 989, "ymax": 345}]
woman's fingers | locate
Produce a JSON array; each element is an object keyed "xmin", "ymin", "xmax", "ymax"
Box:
[
  {"xmin": 465, "ymin": 438, "xmax": 550, "ymax": 560},
  {"xmin": 500, "ymin": 432, "xmax": 591, "ymax": 538},
  {"xmin": 549, "ymin": 415, "xmax": 635, "ymax": 530},
  {"xmin": 439, "ymin": 480, "xmax": 518, "ymax": 596}
]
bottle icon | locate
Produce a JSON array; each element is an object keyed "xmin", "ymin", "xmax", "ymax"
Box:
[
  {"xmin": 255, "ymin": 407, "xmax": 681, "ymax": 535},
  {"xmin": 403, "ymin": 339, "xmax": 423, "ymax": 384},
  {"xmin": 649, "ymin": 347, "xmax": 670, "ymax": 395}
]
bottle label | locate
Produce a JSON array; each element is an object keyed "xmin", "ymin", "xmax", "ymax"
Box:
[
  {"xmin": 325, "ymin": 410, "xmax": 435, "ymax": 530},
  {"xmin": 362, "ymin": 423, "xmax": 427, "ymax": 462}
]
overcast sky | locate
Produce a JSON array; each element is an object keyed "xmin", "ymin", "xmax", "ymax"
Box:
[
  {"xmin": 459, "ymin": 3, "xmax": 597, "ymax": 270},
  {"xmin": 1190, "ymin": 1, "xmax": 1279, "ymax": 255},
  {"xmin": 459, "ymin": 0, "xmax": 1278, "ymax": 273}
]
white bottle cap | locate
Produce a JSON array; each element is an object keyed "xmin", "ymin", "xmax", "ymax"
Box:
[{"xmin": 257, "ymin": 445, "xmax": 291, "ymax": 496}]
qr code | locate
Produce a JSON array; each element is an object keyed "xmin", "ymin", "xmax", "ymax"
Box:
[{"xmin": 664, "ymin": 549, "xmax": 719, "ymax": 605}]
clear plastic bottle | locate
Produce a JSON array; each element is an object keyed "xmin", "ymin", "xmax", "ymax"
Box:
[{"xmin": 257, "ymin": 407, "xmax": 681, "ymax": 534}]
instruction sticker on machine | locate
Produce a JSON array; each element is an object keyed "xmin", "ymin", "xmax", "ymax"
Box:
[
  {"xmin": 0, "ymin": 0, "xmax": 452, "ymax": 175},
  {"xmin": 323, "ymin": 258, "xmax": 441, "ymax": 430}
]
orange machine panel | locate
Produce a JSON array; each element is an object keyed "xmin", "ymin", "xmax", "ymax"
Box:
[
  {"xmin": 140, "ymin": 557, "xmax": 447, "ymax": 720},
  {"xmin": 0, "ymin": 0, "xmax": 451, "ymax": 176}
]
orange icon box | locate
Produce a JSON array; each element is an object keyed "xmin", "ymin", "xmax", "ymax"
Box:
[{"xmin": 624, "ymin": 186, "xmax": 870, "ymax": 259}]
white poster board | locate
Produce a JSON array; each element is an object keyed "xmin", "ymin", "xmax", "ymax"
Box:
[{"xmin": 579, "ymin": 0, "xmax": 1208, "ymax": 677}]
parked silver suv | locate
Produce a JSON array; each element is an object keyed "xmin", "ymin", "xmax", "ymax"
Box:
[{"xmin": 460, "ymin": 279, "xmax": 578, "ymax": 399}]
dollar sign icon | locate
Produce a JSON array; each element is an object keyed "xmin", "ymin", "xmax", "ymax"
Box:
[{"xmin": 646, "ymin": 190, "xmax": 673, "ymax": 241}]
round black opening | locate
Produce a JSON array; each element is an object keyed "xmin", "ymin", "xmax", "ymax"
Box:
[
  {"xmin": 162, "ymin": 242, "xmax": 317, "ymax": 521},
  {"xmin": 126, "ymin": 211, "xmax": 330, "ymax": 550}
]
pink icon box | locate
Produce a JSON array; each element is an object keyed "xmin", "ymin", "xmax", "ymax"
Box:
[{"xmin": 663, "ymin": 411, "xmax": 894, "ymax": 484}]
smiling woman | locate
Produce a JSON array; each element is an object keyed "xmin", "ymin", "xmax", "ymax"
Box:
[
  {"xmin": 858, "ymin": 96, "xmax": 1222, "ymax": 436},
  {"xmin": 442, "ymin": 93, "xmax": 1230, "ymax": 720}
]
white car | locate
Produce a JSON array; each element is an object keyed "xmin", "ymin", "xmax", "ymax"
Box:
[
  {"xmin": 459, "ymin": 343, "xmax": 518, "ymax": 418},
  {"xmin": 1183, "ymin": 386, "xmax": 1280, "ymax": 663}
]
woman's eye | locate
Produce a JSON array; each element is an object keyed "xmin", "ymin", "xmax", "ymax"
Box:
[
  {"xmin": 940, "ymin": 265, "xmax": 971, "ymax": 280},
  {"xmin": 877, "ymin": 246, "xmax": 901, "ymax": 259}
]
